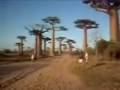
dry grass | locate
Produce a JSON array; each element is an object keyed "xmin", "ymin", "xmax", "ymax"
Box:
[{"xmin": 71, "ymin": 56, "xmax": 120, "ymax": 90}]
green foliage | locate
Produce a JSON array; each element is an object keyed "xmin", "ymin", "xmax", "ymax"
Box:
[
  {"xmin": 104, "ymin": 42, "xmax": 120, "ymax": 60},
  {"xmin": 3, "ymin": 49, "xmax": 12, "ymax": 53},
  {"xmin": 83, "ymin": 0, "xmax": 120, "ymax": 10},
  {"xmin": 97, "ymin": 39, "xmax": 120, "ymax": 60},
  {"xmin": 97, "ymin": 39, "xmax": 108, "ymax": 55},
  {"xmin": 42, "ymin": 16, "xmax": 60, "ymax": 25},
  {"xmin": 74, "ymin": 19, "xmax": 98, "ymax": 29}
]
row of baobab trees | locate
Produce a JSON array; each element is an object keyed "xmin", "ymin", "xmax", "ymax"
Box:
[
  {"xmin": 15, "ymin": 16, "xmax": 76, "ymax": 59},
  {"xmin": 15, "ymin": 0, "xmax": 120, "ymax": 60},
  {"xmin": 15, "ymin": 16, "xmax": 98, "ymax": 60}
]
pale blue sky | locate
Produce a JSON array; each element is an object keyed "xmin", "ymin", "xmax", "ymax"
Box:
[{"xmin": 0, "ymin": 0, "xmax": 118, "ymax": 50}]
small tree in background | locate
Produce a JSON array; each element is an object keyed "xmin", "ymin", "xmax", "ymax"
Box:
[
  {"xmin": 43, "ymin": 16, "xmax": 60, "ymax": 56},
  {"xmin": 43, "ymin": 16, "xmax": 67, "ymax": 56},
  {"xmin": 25, "ymin": 24, "xmax": 48, "ymax": 59},
  {"xmin": 15, "ymin": 42, "xmax": 22, "ymax": 55},
  {"xmin": 56, "ymin": 37, "xmax": 66, "ymax": 54},
  {"xmin": 61, "ymin": 44, "xmax": 67, "ymax": 53},
  {"xmin": 104, "ymin": 42, "xmax": 120, "ymax": 60},
  {"xmin": 42, "ymin": 37, "xmax": 51, "ymax": 54},
  {"xmin": 17, "ymin": 36, "xmax": 26, "ymax": 55},
  {"xmin": 66, "ymin": 39, "xmax": 76, "ymax": 54},
  {"xmin": 97, "ymin": 39, "xmax": 108, "ymax": 55}
]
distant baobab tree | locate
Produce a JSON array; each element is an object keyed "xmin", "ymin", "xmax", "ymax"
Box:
[
  {"xmin": 83, "ymin": 0, "xmax": 120, "ymax": 42},
  {"xmin": 25, "ymin": 24, "xmax": 48, "ymax": 59},
  {"xmin": 56, "ymin": 37, "xmax": 66, "ymax": 54},
  {"xmin": 74, "ymin": 19, "xmax": 98, "ymax": 52},
  {"xmin": 15, "ymin": 42, "xmax": 21, "ymax": 55},
  {"xmin": 42, "ymin": 37, "xmax": 51, "ymax": 54},
  {"xmin": 43, "ymin": 16, "xmax": 67, "ymax": 56},
  {"xmin": 62, "ymin": 44, "xmax": 67, "ymax": 52},
  {"xmin": 17, "ymin": 36, "xmax": 26, "ymax": 55},
  {"xmin": 66, "ymin": 39, "xmax": 76, "ymax": 53}
]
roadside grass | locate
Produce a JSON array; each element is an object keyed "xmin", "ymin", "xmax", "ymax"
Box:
[
  {"xmin": 71, "ymin": 56, "xmax": 120, "ymax": 90},
  {"xmin": 0, "ymin": 52, "xmax": 31, "ymax": 64}
]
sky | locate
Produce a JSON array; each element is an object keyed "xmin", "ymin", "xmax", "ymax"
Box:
[{"xmin": 0, "ymin": 0, "xmax": 118, "ymax": 50}]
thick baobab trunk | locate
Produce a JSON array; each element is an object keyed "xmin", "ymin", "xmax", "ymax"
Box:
[
  {"xmin": 69, "ymin": 44, "xmax": 72, "ymax": 54},
  {"xmin": 34, "ymin": 36, "xmax": 37, "ymax": 59},
  {"xmin": 18, "ymin": 45, "xmax": 21, "ymax": 55},
  {"xmin": 36, "ymin": 35, "xmax": 40, "ymax": 58},
  {"xmin": 39, "ymin": 33, "xmax": 42, "ymax": 56},
  {"xmin": 58, "ymin": 41, "xmax": 62, "ymax": 54},
  {"xmin": 34, "ymin": 34, "xmax": 43, "ymax": 59},
  {"xmin": 63, "ymin": 44, "xmax": 67, "ymax": 52},
  {"xmin": 83, "ymin": 29, "xmax": 88, "ymax": 52},
  {"xmin": 20, "ymin": 40, "xmax": 24, "ymax": 55},
  {"xmin": 109, "ymin": 8, "xmax": 119, "ymax": 42},
  {"xmin": 43, "ymin": 40, "xmax": 47, "ymax": 54},
  {"xmin": 50, "ymin": 25, "xmax": 55, "ymax": 56}
]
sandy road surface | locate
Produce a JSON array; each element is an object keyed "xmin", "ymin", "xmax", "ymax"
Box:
[
  {"xmin": 0, "ymin": 58, "xmax": 52, "ymax": 89},
  {"xmin": 3, "ymin": 54, "xmax": 88, "ymax": 90}
]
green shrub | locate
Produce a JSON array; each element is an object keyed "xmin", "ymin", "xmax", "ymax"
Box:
[
  {"xmin": 104, "ymin": 42, "xmax": 120, "ymax": 60},
  {"xmin": 3, "ymin": 49, "xmax": 12, "ymax": 53},
  {"xmin": 97, "ymin": 39, "xmax": 108, "ymax": 55},
  {"xmin": 96, "ymin": 39, "xmax": 120, "ymax": 60}
]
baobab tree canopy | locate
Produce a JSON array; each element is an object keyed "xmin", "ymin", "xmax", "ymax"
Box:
[
  {"xmin": 56, "ymin": 37, "xmax": 66, "ymax": 41},
  {"xmin": 29, "ymin": 30, "xmax": 41, "ymax": 35},
  {"xmin": 42, "ymin": 16, "xmax": 60, "ymax": 25},
  {"xmin": 42, "ymin": 37, "xmax": 51, "ymax": 41},
  {"xmin": 59, "ymin": 26, "xmax": 68, "ymax": 31},
  {"xmin": 17, "ymin": 36, "xmax": 26, "ymax": 40},
  {"xmin": 66, "ymin": 39, "xmax": 76, "ymax": 44},
  {"xmin": 83, "ymin": 0, "xmax": 120, "ymax": 11},
  {"xmin": 25, "ymin": 24, "xmax": 47, "ymax": 35},
  {"xmin": 74, "ymin": 19, "xmax": 98, "ymax": 29},
  {"xmin": 15, "ymin": 42, "xmax": 23, "ymax": 47}
]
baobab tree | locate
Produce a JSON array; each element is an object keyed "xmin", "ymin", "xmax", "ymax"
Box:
[
  {"xmin": 74, "ymin": 19, "xmax": 98, "ymax": 52},
  {"xmin": 56, "ymin": 37, "xmax": 66, "ymax": 54},
  {"xmin": 17, "ymin": 36, "xmax": 26, "ymax": 55},
  {"xmin": 15, "ymin": 42, "xmax": 21, "ymax": 55},
  {"xmin": 61, "ymin": 44, "xmax": 67, "ymax": 52},
  {"xmin": 66, "ymin": 39, "xmax": 76, "ymax": 54},
  {"xmin": 43, "ymin": 16, "xmax": 67, "ymax": 56},
  {"xmin": 83, "ymin": 0, "xmax": 120, "ymax": 42},
  {"xmin": 42, "ymin": 37, "xmax": 51, "ymax": 54},
  {"xmin": 25, "ymin": 24, "xmax": 48, "ymax": 59}
]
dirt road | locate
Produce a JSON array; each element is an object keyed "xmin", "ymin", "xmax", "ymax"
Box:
[
  {"xmin": 3, "ymin": 54, "xmax": 87, "ymax": 90},
  {"xmin": 0, "ymin": 58, "xmax": 51, "ymax": 89}
]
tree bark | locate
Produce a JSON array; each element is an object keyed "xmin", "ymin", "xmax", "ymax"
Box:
[
  {"xmin": 20, "ymin": 40, "xmax": 24, "ymax": 55},
  {"xmin": 109, "ymin": 8, "xmax": 119, "ymax": 42},
  {"xmin": 18, "ymin": 45, "xmax": 21, "ymax": 55},
  {"xmin": 50, "ymin": 24, "xmax": 55, "ymax": 56},
  {"xmin": 34, "ymin": 36, "xmax": 37, "ymax": 59},
  {"xmin": 59, "ymin": 41, "xmax": 62, "ymax": 54},
  {"xmin": 36, "ymin": 35, "xmax": 40, "ymax": 59},
  {"xmin": 43, "ymin": 40, "xmax": 47, "ymax": 54},
  {"xmin": 83, "ymin": 29, "xmax": 88, "ymax": 52},
  {"xmin": 22, "ymin": 40, "xmax": 23, "ymax": 55},
  {"xmin": 39, "ymin": 33, "xmax": 42, "ymax": 56},
  {"xmin": 69, "ymin": 44, "xmax": 72, "ymax": 54}
]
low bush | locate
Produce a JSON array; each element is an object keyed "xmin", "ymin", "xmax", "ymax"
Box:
[{"xmin": 96, "ymin": 39, "xmax": 120, "ymax": 60}]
